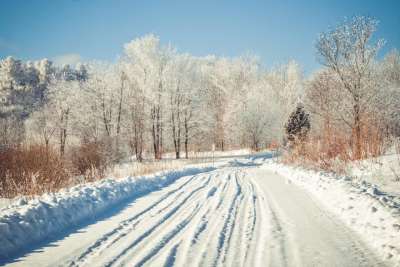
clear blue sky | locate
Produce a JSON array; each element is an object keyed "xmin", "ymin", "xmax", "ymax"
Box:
[{"xmin": 0, "ymin": 0, "xmax": 399, "ymax": 74}]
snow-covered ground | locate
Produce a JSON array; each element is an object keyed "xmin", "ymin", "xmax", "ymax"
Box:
[
  {"xmin": 162, "ymin": 149, "xmax": 251, "ymax": 159},
  {"xmin": 261, "ymin": 156, "xmax": 400, "ymax": 266},
  {"xmin": 125, "ymin": 149, "xmax": 252, "ymax": 162},
  {"xmin": 348, "ymin": 153, "xmax": 400, "ymax": 196},
  {"xmin": 0, "ymin": 153, "xmax": 398, "ymax": 266},
  {"xmin": 0, "ymin": 198, "xmax": 13, "ymax": 210}
]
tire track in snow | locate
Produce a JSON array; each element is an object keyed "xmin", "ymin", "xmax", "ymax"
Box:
[
  {"xmin": 242, "ymin": 183, "xmax": 258, "ymax": 264},
  {"xmin": 243, "ymin": 181, "xmax": 267, "ymax": 267},
  {"xmin": 130, "ymin": 171, "xmax": 227, "ymax": 267},
  {"xmin": 174, "ymin": 174, "xmax": 230, "ymax": 266},
  {"xmin": 183, "ymin": 169, "xmax": 238, "ymax": 267},
  {"xmin": 126, "ymin": 173, "xmax": 220, "ymax": 266},
  {"xmin": 163, "ymin": 242, "xmax": 180, "ymax": 267},
  {"xmin": 212, "ymin": 171, "xmax": 243, "ymax": 267},
  {"xmin": 133, "ymin": 204, "xmax": 202, "ymax": 267},
  {"xmin": 68, "ymin": 173, "xmax": 208, "ymax": 267},
  {"xmin": 253, "ymin": 177, "xmax": 293, "ymax": 267},
  {"xmin": 267, "ymin": 204, "xmax": 290, "ymax": 267},
  {"xmin": 241, "ymin": 173, "xmax": 259, "ymax": 266},
  {"xmin": 131, "ymin": 181, "xmax": 217, "ymax": 267},
  {"xmin": 103, "ymin": 175, "xmax": 212, "ymax": 266},
  {"xmin": 224, "ymin": 171, "xmax": 257, "ymax": 267}
]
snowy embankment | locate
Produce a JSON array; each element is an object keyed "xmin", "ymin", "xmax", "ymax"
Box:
[
  {"xmin": 262, "ymin": 159, "xmax": 400, "ymax": 265},
  {"xmin": 348, "ymin": 153, "xmax": 400, "ymax": 196},
  {"xmin": 0, "ymin": 165, "xmax": 215, "ymax": 259}
]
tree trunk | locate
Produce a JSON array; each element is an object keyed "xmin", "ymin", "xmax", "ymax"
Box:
[
  {"xmin": 59, "ymin": 110, "xmax": 68, "ymax": 157},
  {"xmin": 171, "ymin": 92, "xmax": 182, "ymax": 159},
  {"xmin": 44, "ymin": 138, "xmax": 49, "ymax": 152},
  {"xmin": 353, "ymin": 101, "xmax": 362, "ymax": 160},
  {"xmin": 151, "ymin": 105, "xmax": 163, "ymax": 160},
  {"xmin": 152, "ymin": 107, "xmax": 158, "ymax": 159},
  {"xmin": 115, "ymin": 73, "xmax": 125, "ymax": 159},
  {"xmin": 184, "ymin": 116, "xmax": 189, "ymax": 159}
]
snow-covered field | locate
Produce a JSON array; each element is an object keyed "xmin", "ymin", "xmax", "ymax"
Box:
[{"xmin": 0, "ymin": 153, "xmax": 399, "ymax": 266}]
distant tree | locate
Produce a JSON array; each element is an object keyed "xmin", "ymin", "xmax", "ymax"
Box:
[
  {"xmin": 76, "ymin": 63, "xmax": 88, "ymax": 82},
  {"xmin": 34, "ymin": 58, "xmax": 55, "ymax": 101}
]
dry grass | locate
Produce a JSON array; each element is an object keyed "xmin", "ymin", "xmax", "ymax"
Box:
[
  {"xmin": 285, "ymin": 118, "xmax": 391, "ymax": 174},
  {"xmin": 0, "ymin": 142, "xmax": 110, "ymax": 198},
  {"xmin": 0, "ymin": 145, "xmax": 242, "ymax": 198},
  {"xmin": 0, "ymin": 144, "xmax": 206, "ymax": 198},
  {"xmin": 70, "ymin": 142, "xmax": 108, "ymax": 182},
  {"xmin": 0, "ymin": 145, "xmax": 71, "ymax": 198}
]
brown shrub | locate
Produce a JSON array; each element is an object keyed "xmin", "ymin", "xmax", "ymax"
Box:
[
  {"xmin": 286, "ymin": 119, "xmax": 390, "ymax": 173},
  {"xmin": 71, "ymin": 142, "xmax": 108, "ymax": 182},
  {"xmin": 0, "ymin": 145, "xmax": 70, "ymax": 197},
  {"xmin": 283, "ymin": 127, "xmax": 352, "ymax": 173}
]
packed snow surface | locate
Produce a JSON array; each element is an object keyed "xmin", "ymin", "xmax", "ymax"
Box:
[{"xmin": 0, "ymin": 153, "xmax": 398, "ymax": 266}]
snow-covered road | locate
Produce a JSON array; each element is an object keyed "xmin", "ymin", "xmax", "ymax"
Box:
[{"xmin": 3, "ymin": 162, "xmax": 384, "ymax": 267}]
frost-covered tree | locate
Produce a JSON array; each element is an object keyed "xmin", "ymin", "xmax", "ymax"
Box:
[
  {"xmin": 26, "ymin": 103, "xmax": 57, "ymax": 149},
  {"xmin": 267, "ymin": 60, "xmax": 303, "ymax": 142},
  {"xmin": 0, "ymin": 34, "xmax": 312, "ymax": 161},
  {"xmin": 163, "ymin": 54, "xmax": 204, "ymax": 158},
  {"xmin": 378, "ymin": 50, "xmax": 400, "ymax": 137},
  {"xmin": 165, "ymin": 54, "xmax": 188, "ymax": 158},
  {"xmin": 46, "ymin": 79, "xmax": 82, "ymax": 156},
  {"xmin": 316, "ymin": 16, "xmax": 384, "ymax": 159},
  {"xmin": 202, "ymin": 57, "xmax": 236, "ymax": 151},
  {"xmin": 123, "ymin": 34, "xmax": 173, "ymax": 159},
  {"xmin": 34, "ymin": 58, "xmax": 55, "ymax": 101},
  {"xmin": 240, "ymin": 82, "xmax": 278, "ymax": 150},
  {"xmin": 305, "ymin": 69, "xmax": 342, "ymax": 134}
]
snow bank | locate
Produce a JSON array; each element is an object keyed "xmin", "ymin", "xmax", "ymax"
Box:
[
  {"xmin": 0, "ymin": 198, "xmax": 13, "ymax": 210},
  {"xmin": 348, "ymin": 153, "xmax": 400, "ymax": 196},
  {"xmin": 262, "ymin": 160, "xmax": 400, "ymax": 266},
  {"xmin": 0, "ymin": 166, "xmax": 215, "ymax": 259}
]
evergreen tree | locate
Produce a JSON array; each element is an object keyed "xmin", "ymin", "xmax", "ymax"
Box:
[{"xmin": 285, "ymin": 104, "xmax": 310, "ymax": 145}]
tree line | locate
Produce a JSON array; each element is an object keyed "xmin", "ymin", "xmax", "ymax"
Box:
[
  {"xmin": 1, "ymin": 35, "xmax": 304, "ymax": 163},
  {"xmin": 0, "ymin": 16, "xmax": 399, "ymax": 183}
]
